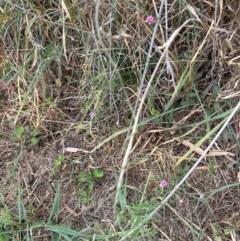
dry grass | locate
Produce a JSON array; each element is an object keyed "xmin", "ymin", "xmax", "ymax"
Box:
[{"xmin": 0, "ymin": 0, "xmax": 240, "ymax": 240}]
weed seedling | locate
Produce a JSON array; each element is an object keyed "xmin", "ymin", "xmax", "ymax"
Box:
[
  {"xmin": 10, "ymin": 126, "xmax": 24, "ymax": 140},
  {"xmin": 92, "ymin": 168, "xmax": 104, "ymax": 178},
  {"xmin": 11, "ymin": 126, "xmax": 41, "ymax": 145},
  {"xmin": 30, "ymin": 128, "xmax": 41, "ymax": 145},
  {"xmin": 78, "ymin": 169, "xmax": 105, "ymax": 204},
  {"xmin": 54, "ymin": 155, "xmax": 65, "ymax": 171}
]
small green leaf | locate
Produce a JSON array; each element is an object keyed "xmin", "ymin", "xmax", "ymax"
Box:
[
  {"xmin": 92, "ymin": 169, "xmax": 104, "ymax": 179},
  {"xmin": 222, "ymin": 129, "xmax": 229, "ymax": 142},
  {"xmin": 45, "ymin": 97, "xmax": 53, "ymax": 105},
  {"xmin": 213, "ymin": 102, "xmax": 221, "ymax": 112},
  {"xmin": 224, "ymin": 229, "xmax": 230, "ymax": 235},
  {"xmin": 55, "ymin": 79, "xmax": 62, "ymax": 87},
  {"xmin": 30, "ymin": 137, "xmax": 39, "ymax": 145},
  {"xmin": 185, "ymin": 92, "xmax": 197, "ymax": 98},
  {"xmin": 10, "ymin": 126, "xmax": 25, "ymax": 140},
  {"xmin": 54, "ymin": 155, "xmax": 65, "ymax": 170},
  {"xmin": 78, "ymin": 190, "xmax": 89, "ymax": 204},
  {"xmin": 212, "ymin": 86, "xmax": 219, "ymax": 98},
  {"xmin": 58, "ymin": 155, "xmax": 65, "ymax": 162},
  {"xmin": 150, "ymin": 107, "xmax": 160, "ymax": 116},
  {"xmin": 16, "ymin": 126, "xmax": 24, "ymax": 136},
  {"xmin": 78, "ymin": 171, "xmax": 92, "ymax": 182},
  {"xmin": 55, "ymin": 160, "xmax": 61, "ymax": 168},
  {"xmin": 31, "ymin": 129, "xmax": 41, "ymax": 137},
  {"xmin": 65, "ymin": 76, "xmax": 72, "ymax": 83},
  {"xmin": 152, "ymin": 118, "xmax": 163, "ymax": 125},
  {"xmin": 10, "ymin": 133, "xmax": 18, "ymax": 140},
  {"xmin": 28, "ymin": 204, "xmax": 36, "ymax": 214},
  {"xmin": 88, "ymin": 182, "xmax": 94, "ymax": 192}
]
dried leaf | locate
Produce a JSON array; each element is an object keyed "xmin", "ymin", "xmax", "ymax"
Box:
[
  {"xmin": 181, "ymin": 140, "xmax": 235, "ymax": 157},
  {"xmin": 195, "ymin": 165, "xmax": 220, "ymax": 170},
  {"xmin": 182, "ymin": 140, "xmax": 204, "ymax": 155},
  {"xmin": 64, "ymin": 147, "xmax": 89, "ymax": 153},
  {"xmin": 64, "ymin": 147, "xmax": 79, "ymax": 152},
  {"xmin": 64, "ymin": 203, "xmax": 82, "ymax": 217},
  {"xmin": 207, "ymin": 150, "xmax": 235, "ymax": 157},
  {"xmin": 64, "ymin": 203, "xmax": 92, "ymax": 217},
  {"xmin": 61, "ymin": 0, "xmax": 71, "ymax": 22}
]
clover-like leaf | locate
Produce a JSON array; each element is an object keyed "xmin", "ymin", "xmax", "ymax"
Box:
[{"xmin": 92, "ymin": 169, "xmax": 104, "ymax": 179}]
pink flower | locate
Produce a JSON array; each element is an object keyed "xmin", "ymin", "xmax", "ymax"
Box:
[
  {"xmin": 89, "ymin": 111, "xmax": 95, "ymax": 118},
  {"xmin": 159, "ymin": 180, "xmax": 168, "ymax": 188},
  {"xmin": 144, "ymin": 15, "xmax": 154, "ymax": 23}
]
